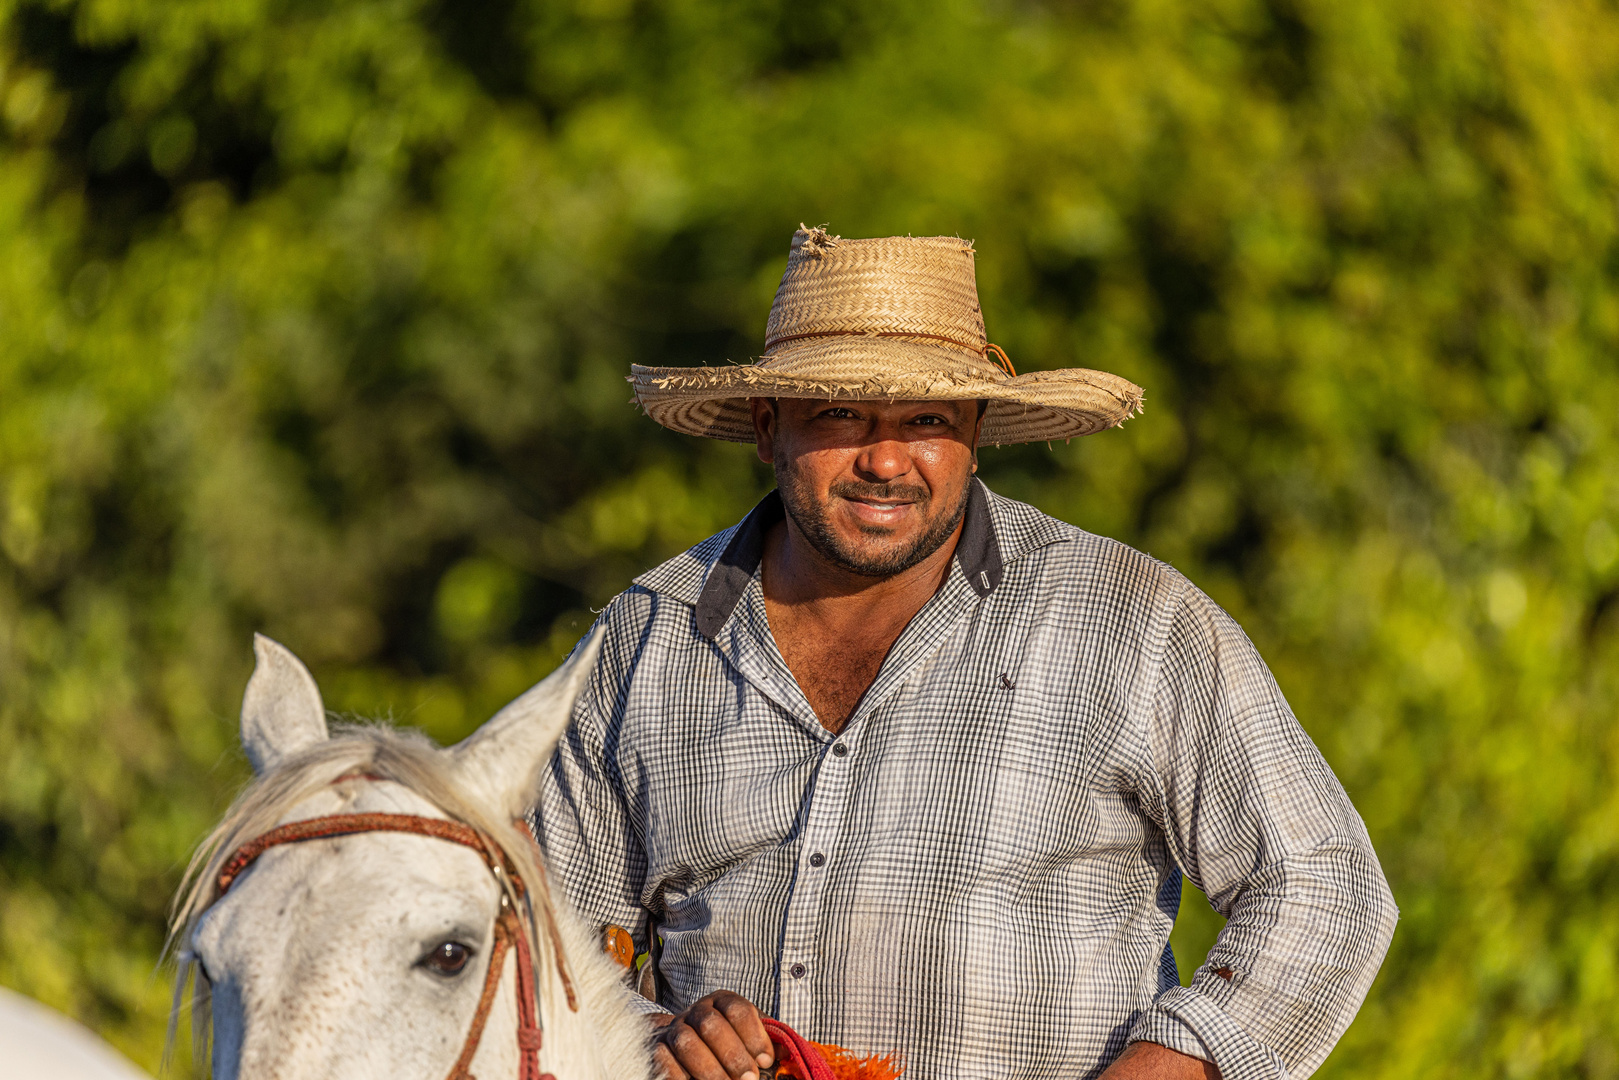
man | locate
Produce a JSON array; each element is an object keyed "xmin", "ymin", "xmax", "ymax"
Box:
[{"xmin": 533, "ymin": 227, "xmax": 1397, "ymax": 1080}]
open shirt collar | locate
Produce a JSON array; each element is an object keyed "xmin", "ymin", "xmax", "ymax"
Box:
[{"xmin": 634, "ymin": 478, "xmax": 1059, "ymax": 641}]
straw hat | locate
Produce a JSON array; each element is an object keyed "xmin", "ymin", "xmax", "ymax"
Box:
[{"xmin": 628, "ymin": 226, "xmax": 1144, "ymax": 446}]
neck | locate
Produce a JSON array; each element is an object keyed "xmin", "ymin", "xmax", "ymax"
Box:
[{"xmin": 758, "ymin": 493, "xmax": 970, "ymax": 733}]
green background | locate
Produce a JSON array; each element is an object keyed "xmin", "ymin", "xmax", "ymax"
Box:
[{"xmin": 2, "ymin": 0, "xmax": 1617, "ymax": 1074}]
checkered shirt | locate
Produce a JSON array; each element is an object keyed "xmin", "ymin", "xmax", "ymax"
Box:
[{"xmin": 533, "ymin": 481, "xmax": 1397, "ymax": 1080}]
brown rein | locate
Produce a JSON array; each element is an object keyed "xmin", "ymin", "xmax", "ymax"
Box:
[{"xmin": 215, "ymin": 812, "xmax": 554, "ymax": 1080}]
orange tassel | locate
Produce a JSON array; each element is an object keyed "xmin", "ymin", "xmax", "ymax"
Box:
[{"xmin": 777, "ymin": 1041, "xmax": 905, "ymax": 1080}]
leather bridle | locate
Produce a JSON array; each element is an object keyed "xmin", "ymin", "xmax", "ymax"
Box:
[{"xmin": 215, "ymin": 812, "xmax": 557, "ymax": 1080}]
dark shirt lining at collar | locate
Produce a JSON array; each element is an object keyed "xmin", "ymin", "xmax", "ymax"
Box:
[{"xmin": 694, "ymin": 478, "xmax": 1004, "ymax": 641}]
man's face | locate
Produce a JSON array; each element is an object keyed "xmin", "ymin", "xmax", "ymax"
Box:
[{"xmin": 751, "ymin": 397, "xmax": 983, "ymax": 577}]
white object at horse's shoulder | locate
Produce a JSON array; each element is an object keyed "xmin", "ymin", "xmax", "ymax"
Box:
[{"xmin": 0, "ymin": 984, "xmax": 152, "ymax": 1080}]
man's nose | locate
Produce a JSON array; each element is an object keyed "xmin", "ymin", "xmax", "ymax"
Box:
[{"xmin": 853, "ymin": 439, "xmax": 911, "ymax": 481}]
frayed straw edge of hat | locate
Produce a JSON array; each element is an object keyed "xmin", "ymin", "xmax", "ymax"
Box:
[{"xmin": 627, "ymin": 369, "xmax": 1145, "ymax": 418}]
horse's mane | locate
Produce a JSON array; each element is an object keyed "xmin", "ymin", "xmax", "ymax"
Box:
[{"xmin": 164, "ymin": 723, "xmax": 572, "ymax": 1071}]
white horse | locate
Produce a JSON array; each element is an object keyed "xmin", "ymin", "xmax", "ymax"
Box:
[{"xmin": 167, "ymin": 629, "xmax": 651, "ymax": 1080}]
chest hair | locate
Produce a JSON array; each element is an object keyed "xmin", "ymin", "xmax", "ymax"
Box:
[{"xmin": 769, "ymin": 612, "xmax": 907, "ymax": 734}]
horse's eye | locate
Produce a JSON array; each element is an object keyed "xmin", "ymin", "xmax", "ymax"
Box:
[{"xmin": 422, "ymin": 941, "xmax": 473, "ymax": 976}]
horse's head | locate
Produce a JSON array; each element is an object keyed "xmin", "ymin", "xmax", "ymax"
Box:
[{"xmin": 170, "ymin": 628, "xmax": 648, "ymax": 1080}]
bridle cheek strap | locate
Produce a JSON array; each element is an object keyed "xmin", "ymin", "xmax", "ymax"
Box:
[
  {"xmin": 215, "ymin": 812, "xmax": 555, "ymax": 1080},
  {"xmin": 448, "ymin": 906, "xmax": 546, "ymax": 1080}
]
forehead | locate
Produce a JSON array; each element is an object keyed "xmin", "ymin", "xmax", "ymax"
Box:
[
  {"xmin": 194, "ymin": 829, "xmax": 497, "ymax": 958},
  {"xmin": 193, "ymin": 781, "xmax": 499, "ymax": 959}
]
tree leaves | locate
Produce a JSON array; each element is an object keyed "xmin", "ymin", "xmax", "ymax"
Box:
[{"xmin": 1, "ymin": 0, "xmax": 1617, "ymax": 1073}]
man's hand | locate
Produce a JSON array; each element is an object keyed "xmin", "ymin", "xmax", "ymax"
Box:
[
  {"xmin": 1099, "ymin": 1041, "xmax": 1220, "ymax": 1080},
  {"xmin": 649, "ymin": 990, "xmax": 776, "ymax": 1080}
]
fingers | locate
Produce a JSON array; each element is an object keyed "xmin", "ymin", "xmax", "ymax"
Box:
[
  {"xmin": 661, "ymin": 1013, "xmax": 729, "ymax": 1080},
  {"xmin": 689, "ymin": 993, "xmax": 766, "ymax": 1078},
  {"xmin": 655, "ymin": 991, "xmax": 775, "ymax": 1080},
  {"xmin": 649, "ymin": 1013, "xmax": 687, "ymax": 1080},
  {"xmin": 653, "ymin": 1037, "xmax": 691, "ymax": 1080},
  {"xmin": 712, "ymin": 991, "xmax": 774, "ymax": 1069}
]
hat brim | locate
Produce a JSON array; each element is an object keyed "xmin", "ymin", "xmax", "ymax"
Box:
[{"xmin": 628, "ymin": 336, "xmax": 1144, "ymax": 446}]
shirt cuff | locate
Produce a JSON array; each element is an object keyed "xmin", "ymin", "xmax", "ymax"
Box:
[
  {"xmin": 624, "ymin": 993, "xmax": 672, "ymax": 1016},
  {"xmin": 1129, "ymin": 1006, "xmax": 1211, "ymax": 1062},
  {"xmin": 1129, "ymin": 987, "xmax": 1288, "ymax": 1080}
]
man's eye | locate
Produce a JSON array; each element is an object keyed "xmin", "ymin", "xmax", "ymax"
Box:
[
  {"xmin": 820, "ymin": 408, "xmax": 858, "ymax": 420},
  {"xmin": 421, "ymin": 941, "xmax": 474, "ymax": 976}
]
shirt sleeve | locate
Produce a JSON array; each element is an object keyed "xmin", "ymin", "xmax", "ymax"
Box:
[
  {"xmin": 530, "ymin": 599, "xmax": 672, "ymax": 1015},
  {"xmin": 1127, "ymin": 584, "xmax": 1398, "ymax": 1080}
]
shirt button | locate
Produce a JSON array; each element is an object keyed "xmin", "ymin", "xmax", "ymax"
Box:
[
  {"xmin": 809, "ymin": 852, "xmax": 826, "ymax": 867},
  {"xmin": 789, "ymin": 963, "xmax": 807, "ymax": 979},
  {"xmin": 832, "ymin": 742, "xmax": 849, "ymax": 757}
]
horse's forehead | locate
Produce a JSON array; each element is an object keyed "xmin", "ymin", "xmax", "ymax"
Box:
[
  {"xmin": 196, "ymin": 781, "xmax": 495, "ymax": 951},
  {"xmin": 235, "ymin": 837, "xmax": 493, "ymax": 923},
  {"xmin": 254, "ymin": 782, "xmax": 491, "ymax": 900},
  {"xmin": 275, "ymin": 778, "xmax": 453, "ymax": 825},
  {"xmin": 195, "ymin": 813, "xmax": 497, "ymax": 958}
]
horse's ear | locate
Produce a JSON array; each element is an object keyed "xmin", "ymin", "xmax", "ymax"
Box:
[
  {"xmin": 450, "ymin": 624, "xmax": 604, "ymax": 820},
  {"xmin": 241, "ymin": 633, "xmax": 329, "ymax": 774}
]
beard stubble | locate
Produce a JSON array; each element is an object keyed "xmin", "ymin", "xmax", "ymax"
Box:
[{"xmin": 775, "ymin": 458, "xmax": 972, "ymax": 578}]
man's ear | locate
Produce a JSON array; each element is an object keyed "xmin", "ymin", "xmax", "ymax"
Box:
[
  {"xmin": 241, "ymin": 634, "xmax": 329, "ymax": 774},
  {"xmin": 750, "ymin": 396, "xmax": 778, "ymax": 464},
  {"xmin": 448, "ymin": 624, "xmax": 605, "ymax": 820}
]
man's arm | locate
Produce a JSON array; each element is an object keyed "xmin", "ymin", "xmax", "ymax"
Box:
[
  {"xmin": 1130, "ymin": 585, "xmax": 1398, "ymax": 1080},
  {"xmin": 531, "ymin": 604, "xmax": 668, "ymax": 1016},
  {"xmin": 1104, "ymin": 1042, "xmax": 1221, "ymax": 1080},
  {"xmin": 532, "ymin": 606, "xmax": 778, "ymax": 1080}
]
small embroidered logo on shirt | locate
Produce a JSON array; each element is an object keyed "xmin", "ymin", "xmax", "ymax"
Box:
[{"xmin": 999, "ymin": 673, "xmax": 1015, "ymax": 691}]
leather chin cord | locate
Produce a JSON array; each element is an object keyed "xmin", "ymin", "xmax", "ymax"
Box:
[{"xmin": 215, "ymin": 812, "xmax": 557, "ymax": 1080}]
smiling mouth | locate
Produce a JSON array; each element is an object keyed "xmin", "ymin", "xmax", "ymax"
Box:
[
  {"xmin": 841, "ymin": 494, "xmax": 919, "ymax": 510},
  {"xmin": 839, "ymin": 496, "xmax": 921, "ymax": 528},
  {"xmin": 826, "ymin": 482, "xmax": 931, "ymax": 525}
]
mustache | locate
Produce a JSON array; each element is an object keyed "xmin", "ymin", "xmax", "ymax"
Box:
[{"xmin": 828, "ymin": 480, "xmax": 931, "ymax": 503}]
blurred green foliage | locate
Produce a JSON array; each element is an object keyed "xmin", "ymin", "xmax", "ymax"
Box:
[{"xmin": 1, "ymin": 0, "xmax": 1617, "ymax": 1074}]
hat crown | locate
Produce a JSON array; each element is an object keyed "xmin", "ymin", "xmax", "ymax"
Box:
[
  {"xmin": 763, "ymin": 228, "xmax": 988, "ymax": 358},
  {"xmin": 625, "ymin": 223, "xmax": 1145, "ymax": 446}
]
